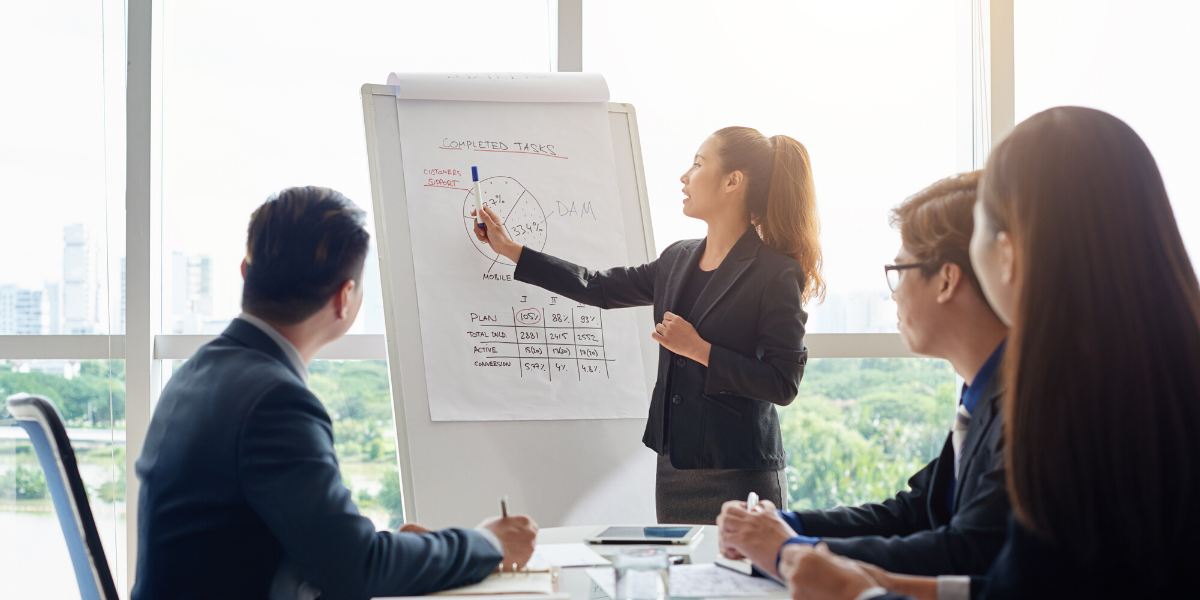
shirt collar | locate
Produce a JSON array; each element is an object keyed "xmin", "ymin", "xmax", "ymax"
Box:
[
  {"xmin": 237, "ymin": 312, "xmax": 308, "ymax": 385},
  {"xmin": 960, "ymin": 339, "xmax": 1006, "ymax": 415}
]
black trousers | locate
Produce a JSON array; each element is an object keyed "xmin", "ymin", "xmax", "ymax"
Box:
[{"xmin": 655, "ymin": 453, "xmax": 788, "ymax": 525}]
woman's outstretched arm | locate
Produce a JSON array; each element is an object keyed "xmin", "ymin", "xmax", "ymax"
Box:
[{"xmin": 474, "ymin": 205, "xmax": 665, "ymax": 310}]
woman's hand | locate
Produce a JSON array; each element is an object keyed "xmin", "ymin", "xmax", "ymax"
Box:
[
  {"xmin": 473, "ymin": 205, "xmax": 524, "ymax": 264},
  {"xmin": 717, "ymin": 499, "xmax": 797, "ymax": 577},
  {"xmin": 779, "ymin": 544, "xmax": 878, "ymax": 600},
  {"xmin": 652, "ymin": 312, "xmax": 712, "ymax": 366}
]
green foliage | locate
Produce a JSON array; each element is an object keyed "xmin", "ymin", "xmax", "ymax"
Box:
[
  {"xmin": 0, "ymin": 360, "xmax": 125, "ymax": 425},
  {"xmin": 91, "ymin": 448, "xmax": 127, "ymax": 503},
  {"xmin": 0, "ymin": 466, "xmax": 49, "ymax": 500},
  {"xmin": 376, "ymin": 465, "xmax": 406, "ymax": 530},
  {"xmin": 781, "ymin": 358, "xmax": 956, "ymax": 510},
  {"xmin": 310, "ymin": 360, "xmax": 396, "ymax": 462},
  {"xmin": 309, "ymin": 360, "xmax": 393, "ymax": 422},
  {"xmin": 333, "ymin": 419, "xmax": 386, "ymax": 461}
]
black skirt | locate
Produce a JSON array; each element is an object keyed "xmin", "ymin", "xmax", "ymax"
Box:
[{"xmin": 655, "ymin": 453, "xmax": 788, "ymax": 525}]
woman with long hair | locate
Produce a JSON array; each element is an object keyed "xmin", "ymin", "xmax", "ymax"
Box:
[
  {"xmin": 776, "ymin": 107, "xmax": 1200, "ymax": 599},
  {"xmin": 475, "ymin": 126, "xmax": 824, "ymax": 524}
]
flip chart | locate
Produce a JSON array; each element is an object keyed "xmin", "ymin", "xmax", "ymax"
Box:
[{"xmin": 390, "ymin": 73, "xmax": 649, "ymax": 421}]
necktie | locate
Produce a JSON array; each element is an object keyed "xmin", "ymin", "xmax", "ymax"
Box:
[{"xmin": 951, "ymin": 393, "xmax": 972, "ymax": 474}]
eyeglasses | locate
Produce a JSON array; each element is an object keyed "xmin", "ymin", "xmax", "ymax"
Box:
[{"xmin": 884, "ymin": 263, "xmax": 928, "ymax": 292}]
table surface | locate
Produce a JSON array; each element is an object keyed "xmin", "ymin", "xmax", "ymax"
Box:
[{"xmin": 536, "ymin": 525, "xmax": 790, "ymax": 600}]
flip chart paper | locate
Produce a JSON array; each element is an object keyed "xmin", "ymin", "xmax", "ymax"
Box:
[
  {"xmin": 387, "ymin": 72, "xmax": 609, "ymax": 103},
  {"xmin": 392, "ymin": 74, "xmax": 648, "ymax": 421}
]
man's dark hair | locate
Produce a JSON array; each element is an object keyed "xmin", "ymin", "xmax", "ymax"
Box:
[{"xmin": 241, "ymin": 186, "xmax": 370, "ymax": 324}]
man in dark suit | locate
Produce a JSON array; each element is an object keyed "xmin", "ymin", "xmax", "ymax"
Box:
[
  {"xmin": 717, "ymin": 172, "xmax": 1010, "ymax": 581},
  {"xmin": 132, "ymin": 187, "xmax": 537, "ymax": 600}
]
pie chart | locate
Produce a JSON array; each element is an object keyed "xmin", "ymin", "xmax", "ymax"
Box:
[{"xmin": 463, "ymin": 176, "xmax": 549, "ymax": 266}]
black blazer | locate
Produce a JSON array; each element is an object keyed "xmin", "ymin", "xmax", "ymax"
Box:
[
  {"xmin": 791, "ymin": 373, "xmax": 1009, "ymax": 575},
  {"xmin": 132, "ymin": 319, "xmax": 502, "ymax": 600},
  {"xmin": 513, "ymin": 228, "xmax": 808, "ymax": 470},
  {"xmin": 874, "ymin": 516, "xmax": 1191, "ymax": 600}
]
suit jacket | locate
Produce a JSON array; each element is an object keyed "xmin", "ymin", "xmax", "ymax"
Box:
[
  {"xmin": 132, "ymin": 319, "xmax": 502, "ymax": 600},
  {"xmin": 873, "ymin": 516, "xmax": 1192, "ymax": 600},
  {"xmin": 971, "ymin": 516, "xmax": 1190, "ymax": 599},
  {"xmin": 787, "ymin": 372, "xmax": 1009, "ymax": 575},
  {"xmin": 513, "ymin": 227, "xmax": 808, "ymax": 470}
]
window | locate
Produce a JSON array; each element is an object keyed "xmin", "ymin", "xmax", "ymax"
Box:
[
  {"xmin": 155, "ymin": 0, "xmax": 553, "ymax": 335},
  {"xmin": 1, "ymin": 0, "xmax": 127, "ymax": 596},
  {"xmin": 780, "ymin": 358, "xmax": 956, "ymax": 509},
  {"xmin": 0, "ymin": 0, "xmax": 1054, "ymax": 591},
  {"xmin": 0, "ymin": 360, "xmax": 127, "ymax": 598},
  {"xmin": 307, "ymin": 360, "xmax": 402, "ymax": 529},
  {"xmin": 585, "ymin": 0, "xmax": 962, "ymax": 334},
  {"xmin": 1014, "ymin": 0, "xmax": 1200, "ymax": 259},
  {"xmin": 0, "ymin": 0, "xmax": 126, "ymax": 336}
]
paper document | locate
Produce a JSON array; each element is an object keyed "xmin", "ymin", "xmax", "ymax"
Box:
[
  {"xmin": 587, "ymin": 564, "xmax": 784, "ymax": 599},
  {"xmin": 532, "ymin": 543, "xmax": 611, "ymax": 567},
  {"xmin": 430, "ymin": 570, "xmax": 554, "ymax": 596}
]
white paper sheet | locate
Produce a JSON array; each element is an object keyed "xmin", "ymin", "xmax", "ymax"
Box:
[
  {"xmin": 586, "ymin": 565, "xmax": 785, "ymax": 599},
  {"xmin": 430, "ymin": 571, "xmax": 554, "ymax": 596},
  {"xmin": 387, "ymin": 72, "xmax": 609, "ymax": 103},
  {"xmin": 392, "ymin": 76, "xmax": 648, "ymax": 421},
  {"xmin": 532, "ymin": 543, "xmax": 611, "ymax": 567}
]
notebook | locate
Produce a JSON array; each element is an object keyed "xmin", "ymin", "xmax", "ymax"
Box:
[{"xmin": 430, "ymin": 563, "xmax": 556, "ymax": 596}]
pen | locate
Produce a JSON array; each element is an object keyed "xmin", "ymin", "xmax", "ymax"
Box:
[
  {"xmin": 747, "ymin": 491, "xmax": 759, "ymax": 513},
  {"xmin": 473, "ymin": 166, "xmax": 487, "ymax": 234},
  {"xmin": 501, "ymin": 495, "xmax": 509, "ymax": 519}
]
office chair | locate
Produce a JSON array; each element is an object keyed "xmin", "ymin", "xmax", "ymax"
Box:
[{"xmin": 6, "ymin": 393, "xmax": 120, "ymax": 600}]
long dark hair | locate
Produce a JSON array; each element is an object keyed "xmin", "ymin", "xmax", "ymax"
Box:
[
  {"xmin": 713, "ymin": 126, "xmax": 825, "ymax": 303},
  {"xmin": 979, "ymin": 107, "xmax": 1200, "ymax": 574}
]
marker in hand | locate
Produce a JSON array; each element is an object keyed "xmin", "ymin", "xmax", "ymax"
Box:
[
  {"xmin": 747, "ymin": 491, "xmax": 759, "ymax": 513},
  {"xmin": 473, "ymin": 166, "xmax": 487, "ymax": 236}
]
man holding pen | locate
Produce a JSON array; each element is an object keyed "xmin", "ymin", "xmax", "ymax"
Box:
[
  {"xmin": 716, "ymin": 172, "xmax": 1010, "ymax": 581},
  {"xmin": 132, "ymin": 187, "xmax": 537, "ymax": 600}
]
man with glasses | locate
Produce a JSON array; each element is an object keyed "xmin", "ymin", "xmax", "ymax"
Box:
[{"xmin": 716, "ymin": 171, "xmax": 1011, "ymax": 587}]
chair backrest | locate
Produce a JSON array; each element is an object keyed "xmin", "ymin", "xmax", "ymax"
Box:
[{"xmin": 6, "ymin": 393, "xmax": 119, "ymax": 600}]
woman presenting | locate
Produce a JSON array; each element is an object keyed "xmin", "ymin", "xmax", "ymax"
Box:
[{"xmin": 474, "ymin": 126, "xmax": 824, "ymax": 524}]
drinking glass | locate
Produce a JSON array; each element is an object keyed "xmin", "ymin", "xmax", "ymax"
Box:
[{"xmin": 612, "ymin": 547, "xmax": 670, "ymax": 600}]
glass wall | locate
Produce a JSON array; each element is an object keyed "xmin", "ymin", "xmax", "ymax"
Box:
[
  {"xmin": 0, "ymin": 360, "xmax": 127, "ymax": 598},
  {"xmin": 585, "ymin": 0, "xmax": 961, "ymax": 334},
  {"xmin": 154, "ymin": 0, "xmax": 553, "ymax": 336},
  {"xmin": 0, "ymin": 0, "xmax": 126, "ymax": 336},
  {"xmin": 1, "ymin": 0, "xmax": 127, "ymax": 596}
]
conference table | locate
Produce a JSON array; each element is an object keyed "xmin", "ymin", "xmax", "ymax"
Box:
[{"xmin": 535, "ymin": 525, "xmax": 792, "ymax": 600}]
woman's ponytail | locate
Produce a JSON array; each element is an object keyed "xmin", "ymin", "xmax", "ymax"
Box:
[{"xmin": 714, "ymin": 127, "xmax": 825, "ymax": 304}]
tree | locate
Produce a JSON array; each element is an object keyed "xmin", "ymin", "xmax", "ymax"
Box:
[{"xmin": 780, "ymin": 358, "xmax": 955, "ymax": 510}]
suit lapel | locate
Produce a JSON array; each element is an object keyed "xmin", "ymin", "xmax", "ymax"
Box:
[
  {"xmin": 952, "ymin": 375, "xmax": 1004, "ymax": 509},
  {"xmin": 688, "ymin": 228, "xmax": 762, "ymax": 328},
  {"xmin": 664, "ymin": 239, "xmax": 706, "ymax": 316},
  {"xmin": 928, "ymin": 434, "xmax": 957, "ymax": 524}
]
